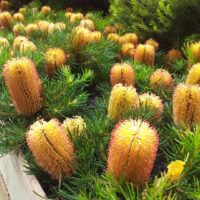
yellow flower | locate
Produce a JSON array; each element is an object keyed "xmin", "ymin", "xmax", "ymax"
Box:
[
  {"xmin": 166, "ymin": 160, "xmax": 185, "ymax": 182},
  {"xmin": 186, "ymin": 63, "xmax": 200, "ymax": 85}
]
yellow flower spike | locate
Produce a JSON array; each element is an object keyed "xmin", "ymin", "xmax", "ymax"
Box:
[
  {"xmin": 13, "ymin": 23, "xmax": 25, "ymax": 36},
  {"xmin": 108, "ymin": 83, "xmax": 139, "ymax": 121},
  {"xmin": 25, "ymin": 23, "xmax": 39, "ymax": 35},
  {"xmin": 0, "ymin": 1, "xmax": 11, "ymax": 11},
  {"xmin": 173, "ymin": 83, "xmax": 200, "ymax": 127},
  {"xmin": 65, "ymin": 12, "xmax": 73, "ymax": 20},
  {"xmin": 120, "ymin": 43, "xmax": 135, "ymax": 58},
  {"xmin": 44, "ymin": 47, "xmax": 67, "ymax": 77},
  {"xmin": 3, "ymin": 57, "xmax": 42, "ymax": 116},
  {"xmin": 13, "ymin": 36, "xmax": 28, "ymax": 52},
  {"xmin": 55, "ymin": 22, "xmax": 66, "ymax": 31},
  {"xmin": 80, "ymin": 19, "xmax": 95, "ymax": 31},
  {"xmin": 41, "ymin": 6, "xmax": 51, "ymax": 16},
  {"xmin": 107, "ymin": 33, "xmax": 120, "ymax": 43},
  {"xmin": 188, "ymin": 42, "xmax": 200, "ymax": 68},
  {"xmin": 0, "ymin": 37, "xmax": 9, "ymax": 47},
  {"xmin": 150, "ymin": 69, "xmax": 174, "ymax": 90},
  {"xmin": 62, "ymin": 116, "xmax": 86, "ymax": 136},
  {"xmin": 70, "ymin": 13, "xmax": 84, "ymax": 23},
  {"xmin": 20, "ymin": 41, "xmax": 37, "ymax": 53},
  {"xmin": 138, "ymin": 93, "xmax": 163, "ymax": 122},
  {"xmin": 13, "ymin": 13, "xmax": 24, "ymax": 22},
  {"xmin": 0, "ymin": 11, "xmax": 13, "ymax": 29},
  {"xmin": 145, "ymin": 38, "xmax": 159, "ymax": 51},
  {"xmin": 120, "ymin": 33, "xmax": 138, "ymax": 46},
  {"xmin": 91, "ymin": 31, "xmax": 103, "ymax": 43},
  {"xmin": 107, "ymin": 118, "xmax": 159, "ymax": 187},
  {"xmin": 166, "ymin": 49, "xmax": 182, "ymax": 68},
  {"xmin": 186, "ymin": 63, "xmax": 200, "ymax": 85},
  {"xmin": 166, "ymin": 160, "xmax": 185, "ymax": 182},
  {"xmin": 104, "ymin": 25, "xmax": 117, "ymax": 35},
  {"xmin": 26, "ymin": 119, "xmax": 76, "ymax": 180},
  {"xmin": 19, "ymin": 7, "xmax": 26, "ymax": 14},
  {"xmin": 38, "ymin": 20, "xmax": 49, "ymax": 33}
]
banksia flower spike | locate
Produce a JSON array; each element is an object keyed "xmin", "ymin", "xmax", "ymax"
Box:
[
  {"xmin": 166, "ymin": 49, "xmax": 182, "ymax": 68},
  {"xmin": 41, "ymin": 6, "xmax": 51, "ymax": 16},
  {"xmin": 66, "ymin": 7, "xmax": 74, "ymax": 13},
  {"xmin": 26, "ymin": 119, "xmax": 76, "ymax": 180},
  {"xmin": 19, "ymin": 7, "xmax": 26, "ymax": 14},
  {"xmin": 120, "ymin": 43, "xmax": 135, "ymax": 58},
  {"xmin": 3, "ymin": 57, "xmax": 42, "ymax": 116},
  {"xmin": 173, "ymin": 83, "xmax": 200, "ymax": 127},
  {"xmin": 62, "ymin": 116, "xmax": 86, "ymax": 136},
  {"xmin": 107, "ymin": 118, "xmax": 159, "ymax": 187},
  {"xmin": 0, "ymin": 37, "xmax": 9, "ymax": 47},
  {"xmin": 25, "ymin": 23, "xmax": 39, "ymax": 36},
  {"xmin": 13, "ymin": 23, "xmax": 25, "ymax": 36},
  {"xmin": 107, "ymin": 33, "xmax": 120, "ymax": 43},
  {"xmin": 13, "ymin": 36, "xmax": 28, "ymax": 51},
  {"xmin": 0, "ymin": 1, "xmax": 11, "ymax": 11},
  {"xmin": 134, "ymin": 44, "xmax": 155, "ymax": 67},
  {"xmin": 55, "ymin": 22, "xmax": 66, "ymax": 31},
  {"xmin": 13, "ymin": 13, "xmax": 24, "ymax": 22},
  {"xmin": 120, "ymin": 33, "xmax": 138, "ymax": 46},
  {"xmin": 138, "ymin": 93, "xmax": 163, "ymax": 122},
  {"xmin": 186, "ymin": 63, "xmax": 200, "ymax": 85},
  {"xmin": 188, "ymin": 42, "xmax": 200, "ymax": 68},
  {"xmin": 80, "ymin": 19, "xmax": 95, "ymax": 31},
  {"xmin": 104, "ymin": 25, "xmax": 117, "ymax": 35},
  {"xmin": 0, "ymin": 11, "xmax": 13, "ymax": 29},
  {"xmin": 91, "ymin": 31, "xmax": 103, "ymax": 43},
  {"xmin": 145, "ymin": 38, "xmax": 159, "ymax": 51},
  {"xmin": 65, "ymin": 12, "xmax": 73, "ymax": 20},
  {"xmin": 108, "ymin": 83, "xmax": 138, "ymax": 121},
  {"xmin": 150, "ymin": 69, "xmax": 174, "ymax": 90},
  {"xmin": 110, "ymin": 63, "xmax": 135, "ymax": 88},
  {"xmin": 38, "ymin": 20, "xmax": 49, "ymax": 33},
  {"xmin": 70, "ymin": 13, "xmax": 84, "ymax": 23},
  {"xmin": 20, "ymin": 41, "xmax": 37, "ymax": 53},
  {"xmin": 45, "ymin": 47, "xmax": 67, "ymax": 77}
]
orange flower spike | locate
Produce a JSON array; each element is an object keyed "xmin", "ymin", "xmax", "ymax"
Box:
[
  {"xmin": 121, "ymin": 33, "xmax": 138, "ymax": 46},
  {"xmin": 145, "ymin": 38, "xmax": 159, "ymax": 51},
  {"xmin": 186, "ymin": 63, "xmax": 200, "ymax": 85},
  {"xmin": 19, "ymin": 7, "xmax": 26, "ymax": 14},
  {"xmin": 41, "ymin": 6, "xmax": 51, "ymax": 16},
  {"xmin": 70, "ymin": 13, "xmax": 84, "ymax": 23},
  {"xmin": 107, "ymin": 33, "xmax": 120, "ymax": 43},
  {"xmin": 110, "ymin": 63, "xmax": 135, "ymax": 87},
  {"xmin": 188, "ymin": 42, "xmax": 200, "ymax": 68},
  {"xmin": 3, "ymin": 57, "xmax": 42, "ymax": 116},
  {"xmin": 134, "ymin": 44, "xmax": 155, "ymax": 67},
  {"xmin": 91, "ymin": 31, "xmax": 103, "ymax": 43},
  {"xmin": 13, "ymin": 13, "xmax": 24, "ymax": 22},
  {"xmin": 0, "ymin": 11, "xmax": 13, "ymax": 29},
  {"xmin": 150, "ymin": 69, "xmax": 174, "ymax": 90},
  {"xmin": 13, "ymin": 36, "xmax": 28, "ymax": 51},
  {"xmin": 107, "ymin": 119, "xmax": 159, "ymax": 187},
  {"xmin": 104, "ymin": 25, "xmax": 117, "ymax": 35},
  {"xmin": 166, "ymin": 49, "xmax": 182, "ymax": 68},
  {"xmin": 26, "ymin": 119, "xmax": 76, "ymax": 180},
  {"xmin": 13, "ymin": 23, "xmax": 25, "ymax": 36},
  {"xmin": 80, "ymin": 19, "xmax": 95, "ymax": 31},
  {"xmin": 20, "ymin": 41, "xmax": 37, "ymax": 53},
  {"xmin": 25, "ymin": 23, "xmax": 39, "ymax": 35},
  {"xmin": 120, "ymin": 43, "xmax": 135, "ymax": 58},
  {"xmin": 173, "ymin": 83, "xmax": 200, "ymax": 127}
]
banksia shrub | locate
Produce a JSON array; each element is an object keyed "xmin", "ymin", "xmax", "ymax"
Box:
[
  {"xmin": 186, "ymin": 63, "xmax": 200, "ymax": 85},
  {"xmin": 108, "ymin": 83, "xmax": 138, "ymax": 121},
  {"xmin": 13, "ymin": 13, "xmax": 24, "ymax": 22},
  {"xmin": 20, "ymin": 41, "xmax": 37, "ymax": 53},
  {"xmin": 25, "ymin": 24, "xmax": 39, "ymax": 36},
  {"xmin": 13, "ymin": 36, "xmax": 28, "ymax": 51},
  {"xmin": 107, "ymin": 33, "xmax": 120, "ymax": 43},
  {"xmin": 26, "ymin": 119, "xmax": 76, "ymax": 180},
  {"xmin": 70, "ymin": 13, "xmax": 84, "ymax": 23},
  {"xmin": 150, "ymin": 69, "xmax": 174, "ymax": 90},
  {"xmin": 110, "ymin": 63, "xmax": 135, "ymax": 88},
  {"xmin": 166, "ymin": 49, "xmax": 182, "ymax": 68},
  {"xmin": 13, "ymin": 23, "xmax": 25, "ymax": 36},
  {"xmin": 0, "ymin": 37, "xmax": 9, "ymax": 47},
  {"xmin": 134, "ymin": 44, "xmax": 155, "ymax": 67},
  {"xmin": 0, "ymin": 11, "xmax": 13, "ymax": 29},
  {"xmin": 41, "ymin": 6, "xmax": 51, "ymax": 16},
  {"xmin": 107, "ymin": 118, "xmax": 159, "ymax": 187},
  {"xmin": 138, "ymin": 93, "xmax": 163, "ymax": 122},
  {"xmin": 62, "ymin": 116, "xmax": 86, "ymax": 136},
  {"xmin": 45, "ymin": 47, "xmax": 67, "ymax": 77},
  {"xmin": 91, "ymin": 31, "xmax": 103, "ymax": 43},
  {"xmin": 80, "ymin": 19, "xmax": 95, "ymax": 31},
  {"xmin": 173, "ymin": 83, "xmax": 200, "ymax": 127},
  {"xmin": 120, "ymin": 33, "xmax": 138, "ymax": 46},
  {"xmin": 188, "ymin": 42, "xmax": 200, "ymax": 68},
  {"xmin": 120, "ymin": 43, "xmax": 135, "ymax": 58},
  {"xmin": 145, "ymin": 39, "xmax": 159, "ymax": 51},
  {"xmin": 104, "ymin": 25, "xmax": 117, "ymax": 35},
  {"xmin": 3, "ymin": 57, "xmax": 42, "ymax": 116}
]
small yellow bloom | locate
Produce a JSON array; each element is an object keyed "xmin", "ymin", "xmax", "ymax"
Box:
[{"xmin": 166, "ymin": 160, "xmax": 185, "ymax": 182}]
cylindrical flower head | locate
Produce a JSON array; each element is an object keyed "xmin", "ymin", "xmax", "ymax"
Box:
[
  {"xmin": 25, "ymin": 24, "xmax": 39, "ymax": 35},
  {"xmin": 150, "ymin": 69, "xmax": 174, "ymax": 90},
  {"xmin": 20, "ymin": 41, "xmax": 37, "ymax": 53},
  {"xmin": 108, "ymin": 83, "xmax": 138, "ymax": 121},
  {"xmin": 13, "ymin": 13, "xmax": 24, "ymax": 22},
  {"xmin": 26, "ymin": 119, "xmax": 76, "ymax": 180},
  {"xmin": 186, "ymin": 63, "xmax": 200, "ymax": 85},
  {"xmin": 120, "ymin": 43, "xmax": 135, "ymax": 58},
  {"xmin": 134, "ymin": 44, "xmax": 155, "ymax": 67},
  {"xmin": 173, "ymin": 83, "xmax": 200, "ymax": 127},
  {"xmin": 0, "ymin": 37, "xmax": 9, "ymax": 47},
  {"xmin": 55, "ymin": 22, "xmax": 66, "ymax": 31},
  {"xmin": 62, "ymin": 116, "xmax": 86, "ymax": 136},
  {"xmin": 91, "ymin": 31, "xmax": 103, "ymax": 43},
  {"xmin": 70, "ymin": 13, "xmax": 84, "ymax": 23},
  {"xmin": 65, "ymin": 12, "xmax": 73, "ymax": 20},
  {"xmin": 110, "ymin": 63, "xmax": 135, "ymax": 88},
  {"xmin": 41, "ymin": 6, "xmax": 51, "ymax": 16},
  {"xmin": 3, "ymin": 57, "xmax": 42, "ymax": 116},
  {"xmin": 145, "ymin": 38, "xmax": 159, "ymax": 51},
  {"xmin": 120, "ymin": 33, "xmax": 138, "ymax": 46},
  {"xmin": 38, "ymin": 20, "xmax": 49, "ymax": 33},
  {"xmin": 0, "ymin": 1, "xmax": 11, "ymax": 11},
  {"xmin": 80, "ymin": 19, "xmax": 95, "ymax": 31},
  {"xmin": 188, "ymin": 42, "xmax": 200, "ymax": 68},
  {"xmin": 166, "ymin": 49, "xmax": 182, "ymax": 68},
  {"xmin": 0, "ymin": 11, "xmax": 13, "ymax": 29},
  {"xmin": 13, "ymin": 23, "xmax": 25, "ymax": 36},
  {"xmin": 45, "ymin": 47, "xmax": 67, "ymax": 77},
  {"xmin": 13, "ymin": 36, "xmax": 28, "ymax": 51},
  {"xmin": 19, "ymin": 7, "xmax": 26, "ymax": 14},
  {"xmin": 138, "ymin": 93, "xmax": 163, "ymax": 122},
  {"xmin": 104, "ymin": 25, "xmax": 117, "ymax": 35},
  {"xmin": 107, "ymin": 119, "xmax": 159, "ymax": 187},
  {"xmin": 107, "ymin": 33, "xmax": 120, "ymax": 43}
]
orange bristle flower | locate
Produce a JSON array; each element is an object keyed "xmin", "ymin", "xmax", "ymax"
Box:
[
  {"xmin": 13, "ymin": 13, "xmax": 24, "ymax": 22},
  {"xmin": 150, "ymin": 69, "xmax": 174, "ymax": 90},
  {"xmin": 41, "ymin": 6, "xmax": 51, "ymax": 16},
  {"xmin": 25, "ymin": 23, "xmax": 39, "ymax": 35},
  {"xmin": 138, "ymin": 93, "xmax": 163, "ymax": 122},
  {"xmin": 173, "ymin": 83, "xmax": 200, "ymax": 127},
  {"xmin": 145, "ymin": 38, "xmax": 159, "ymax": 51},
  {"xmin": 20, "ymin": 41, "xmax": 37, "ymax": 53},
  {"xmin": 13, "ymin": 36, "xmax": 28, "ymax": 51},
  {"xmin": 166, "ymin": 49, "xmax": 182, "ymax": 68},
  {"xmin": 26, "ymin": 119, "xmax": 76, "ymax": 180},
  {"xmin": 186, "ymin": 63, "xmax": 200, "ymax": 85},
  {"xmin": 91, "ymin": 31, "xmax": 103, "ymax": 43},
  {"xmin": 110, "ymin": 63, "xmax": 135, "ymax": 88},
  {"xmin": 188, "ymin": 42, "xmax": 200, "ymax": 68},
  {"xmin": 3, "ymin": 57, "xmax": 42, "ymax": 116},
  {"xmin": 107, "ymin": 33, "xmax": 120, "ymax": 43},
  {"xmin": 80, "ymin": 19, "xmax": 95, "ymax": 31},
  {"xmin": 104, "ymin": 25, "xmax": 117, "ymax": 35},
  {"xmin": 13, "ymin": 23, "xmax": 25, "ymax": 36},
  {"xmin": 0, "ymin": 37, "xmax": 9, "ymax": 47},
  {"xmin": 134, "ymin": 44, "xmax": 155, "ymax": 67},
  {"xmin": 120, "ymin": 33, "xmax": 138, "ymax": 46},
  {"xmin": 70, "ymin": 13, "xmax": 84, "ymax": 23},
  {"xmin": 108, "ymin": 83, "xmax": 138, "ymax": 121},
  {"xmin": 120, "ymin": 43, "xmax": 135, "ymax": 58},
  {"xmin": 107, "ymin": 118, "xmax": 159, "ymax": 187},
  {"xmin": 45, "ymin": 47, "xmax": 67, "ymax": 77},
  {"xmin": 0, "ymin": 11, "xmax": 13, "ymax": 29}
]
